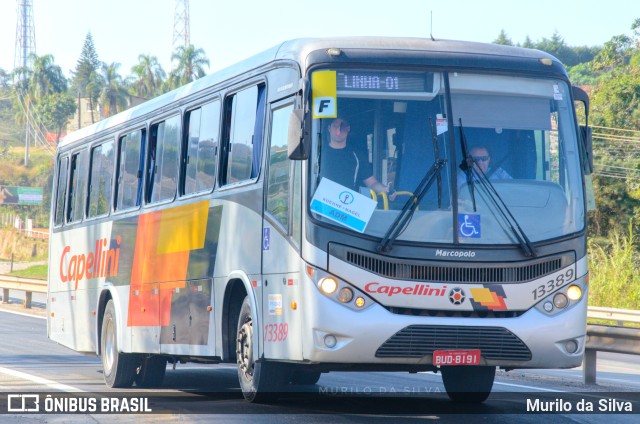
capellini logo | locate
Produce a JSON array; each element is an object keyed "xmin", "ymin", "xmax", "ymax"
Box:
[{"xmin": 59, "ymin": 236, "xmax": 121, "ymax": 290}]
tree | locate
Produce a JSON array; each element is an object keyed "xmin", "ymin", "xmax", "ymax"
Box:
[
  {"xmin": 28, "ymin": 53, "xmax": 67, "ymax": 101},
  {"xmin": 35, "ymin": 92, "xmax": 77, "ymax": 142},
  {"xmin": 170, "ymin": 45, "xmax": 210, "ymax": 87},
  {"xmin": 568, "ymin": 62, "xmax": 598, "ymax": 86},
  {"xmin": 72, "ymin": 33, "xmax": 101, "ymax": 126},
  {"xmin": 593, "ymin": 34, "xmax": 634, "ymax": 72},
  {"xmin": 534, "ymin": 31, "xmax": 579, "ymax": 66},
  {"xmin": 131, "ymin": 54, "xmax": 166, "ymax": 99},
  {"xmin": 522, "ymin": 36, "xmax": 535, "ymax": 49},
  {"xmin": 0, "ymin": 68, "xmax": 11, "ymax": 89},
  {"xmin": 586, "ymin": 19, "xmax": 640, "ymax": 239},
  {"xmin": 98, "ymin": 62, "xmax": 128, "ymax": 117},
  {"xmin": 493, "ymin": 30, "xmax": 514, "ymax": 46},
  {"xmin": 591, "ymin": 69, "xmax": 640, "ymax": 129}
]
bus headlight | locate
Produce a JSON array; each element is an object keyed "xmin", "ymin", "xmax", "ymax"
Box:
[
  {"xmin": 567, "ymin": 285, "xmax": 582, "ymax": 301},
  {"xmin": 319, "ymin": 277, "xmax": 338, "ymax": 294},
  {"xmin": 553, "ymin": 293, "xmax": 568, "ymax": 309},
  {"xmin": 535, "ymin": 274, "xmax": 587, "ymax": 316},
  {"xmin": 338, "ymin": 287, "xmax": 354, "ymax": 303},
  {"xmin": 307, "ymin": 265, "xmax": 373, "ymax": 311}
]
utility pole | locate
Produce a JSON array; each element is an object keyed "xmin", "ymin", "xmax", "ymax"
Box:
[
  {"xmin": 14, "ymin": 0, "xmax": 36, "ymax": 167},
  {"xmin": 172, "ymin": 0, "xmax": 190, "ymax": 50}
]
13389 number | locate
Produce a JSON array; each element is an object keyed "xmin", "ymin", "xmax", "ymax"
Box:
[
  {"xmin": 264, "ymin": 323, "xmax": 288, "ymax": 342},
  {"xmin": 531, "ymin": 268, "xmax": 575, "ymax": 300}
]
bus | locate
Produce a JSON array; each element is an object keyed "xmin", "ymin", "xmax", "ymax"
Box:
[{"xmin": 48, "ymin": 37, "xmax": 593, "ymax": 403}]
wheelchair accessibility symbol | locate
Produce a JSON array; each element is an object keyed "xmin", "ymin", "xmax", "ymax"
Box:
[{"xmin": 458, "ymin": 214, "xmax": 481, "ymax": 238}]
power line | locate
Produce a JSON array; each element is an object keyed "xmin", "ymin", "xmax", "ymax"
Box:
[{"xmin": 592, "ymin": 124, "xmax": 640, "ymax": 134}]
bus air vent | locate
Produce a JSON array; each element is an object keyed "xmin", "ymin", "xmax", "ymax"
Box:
[
  {"xmin": 335, "ymin": 246, "xmax": 570, "ymax": 284},
  {"xmin": 375, "ymin": 325, "xmax": 532, "ymax": 361}
]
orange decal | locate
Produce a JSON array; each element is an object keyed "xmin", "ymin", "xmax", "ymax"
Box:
[
  {"xmin": 470, "ymin": 287, "xmax": 508, "ymax": 310},
  {"xmin": 128, "ymin": 200, "xmax": 209, "ymax": 327}
]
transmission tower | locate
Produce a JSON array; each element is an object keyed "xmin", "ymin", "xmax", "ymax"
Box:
[
  {"xmin": 14, "ymin": 0, "xmax": 36, "ymax": 71},
  {"xmin": 172, "ymin": 0, "xmax": 190, "ymax": 50},
  {"xmin": 14, "ymin": 0, "xmax": 37, "ymax": 167}
]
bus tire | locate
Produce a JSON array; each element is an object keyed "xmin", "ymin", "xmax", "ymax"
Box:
[
  {"xmin": 101, "ymin": 300, "xmax": 137, "ymax": 388},
  {"xmin": 290, "ymin": 370, "xmax": 322, "ymax": 385},
  {"xmin": 134, "ymin": 356, "xmax": 167, "ymax": 387},
  {"xmin": 441, "ymin": 365, "xmax": 495, "ymax": 403},
  {"xmin": 236, "ymin": 297, "xmax": 286, "ymax": 402}
]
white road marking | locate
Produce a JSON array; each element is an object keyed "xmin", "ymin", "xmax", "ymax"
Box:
[
  {"xmin": 0, "ymin": 309, "xmax": 46, "ymax": 320},
  {"xmin": 494, "ymin": 381, "xmax": 563, "ymax": 392},
  {"xmin": 0, "ymin": 366, "xmax": 85, "ymax": 392}
]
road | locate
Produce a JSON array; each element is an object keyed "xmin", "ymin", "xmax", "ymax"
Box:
[{"xmin": 0, "ymin": 303, "xmax": 638, "ymax": 423}]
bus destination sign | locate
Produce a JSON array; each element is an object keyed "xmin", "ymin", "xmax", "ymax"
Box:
[{"xmin": 336, "ymin": 70, "xmax": 433, "ymax": 93}]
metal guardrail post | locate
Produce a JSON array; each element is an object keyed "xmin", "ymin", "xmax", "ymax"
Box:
[
  {"xmin": 584, "ymin": 321, "xmax": 640, "ymax": 385},
  {"xmin": 0, "ymin": 276, "xmax": 47, "ymax": 308},
  {"xmin": 583, "ymin": 349, "xmax": 597, "ymax": 384}
]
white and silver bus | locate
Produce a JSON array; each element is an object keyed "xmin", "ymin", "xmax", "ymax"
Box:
[{"xmin": 48, "ymin": 37, "xmax": 592, "ymax": 403}]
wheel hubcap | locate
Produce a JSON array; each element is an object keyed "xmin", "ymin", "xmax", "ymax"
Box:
[
  {"xmin": 237, "ymin": 319, "xmax": 254, "ymax": 380},
  {"xmin": 104, "ymin": 318, "xmax": 115, "ymax": 373}
]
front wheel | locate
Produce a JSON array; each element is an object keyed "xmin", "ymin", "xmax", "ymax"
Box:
[
  {"xmin": 441, "ymin": 365, "xmax": 495, "ymax": 403},
  {"xmin": 236, "ymin": 297, "xmax": 288, "ymax": 402},
  {"xmin": 101, "ymin": 300, "xmax": 138, "ymax": 388}
]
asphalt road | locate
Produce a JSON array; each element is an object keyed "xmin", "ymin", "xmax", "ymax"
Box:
[{"xmin": 0, "ymin": 303, "xmax": 638, "ymax": 423}]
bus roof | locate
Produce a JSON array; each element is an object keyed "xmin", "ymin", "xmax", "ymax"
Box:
[{"xmin": 58, "ymin": 37, "xmax": 563, "ymax": 148}]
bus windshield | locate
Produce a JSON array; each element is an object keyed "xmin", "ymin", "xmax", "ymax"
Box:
[{"xmin": 309, "ymin": 68, "xmax": 585, "ymax": 246}]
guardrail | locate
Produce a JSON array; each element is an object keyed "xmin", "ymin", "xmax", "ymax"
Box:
[
  {"xmin": 584, "ymin": 306, "xmax": 640, "ymax": 384},
  {"xmin": 0, "ymin": 275, "xmax": 47, "ymax": 309}
]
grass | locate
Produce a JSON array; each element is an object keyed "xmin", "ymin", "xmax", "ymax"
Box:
[
  {"xmin": 8, "ymin": 264, "xmax": 48, "ymax": 280},
  {"xmin": 587, "ymin": 222, "xmax": 640, "ymax": 310}
]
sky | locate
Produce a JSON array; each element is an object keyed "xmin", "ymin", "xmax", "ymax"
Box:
[{"xmin": 0, "ymin": 0, "xmax": 638, "ymax": 79}]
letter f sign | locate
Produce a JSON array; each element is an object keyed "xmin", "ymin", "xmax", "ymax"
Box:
[
  {"xmin": 313, "ymin": 97, "xmax": 336, "ymax": 118},
  {"xmin": 311, "ymin": 70, "xmax": 337, "ymax": 118}
]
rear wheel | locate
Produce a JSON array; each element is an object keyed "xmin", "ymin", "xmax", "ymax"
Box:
[
  {"xmin": 441, "ymin": 365, "xmax": 496, "ymax": 403},
  {"xmin": 101, "ymin": 300, "xmax": 138, "ymax": 388},
  {"xmin": 134, "ymin": 356, "xmax": 167, "ymax": 387},
  {"xmin": 236, "ymin": 297, "xmax": 287, "ymax": 402}
]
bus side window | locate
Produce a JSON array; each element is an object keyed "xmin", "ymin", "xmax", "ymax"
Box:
[
  {"xmin": 115, "ymin": 129, "xmax": 146, "ymax": 211},
  {"xmin": 266, "ymin": 103, "xmax": 294, "ymax": 229},
  {"xmin": 183, "ymin": 100, "xmax": 219, "ymax": 195},
  {"xmin": 67, "ymin": 149, "xmax": 89, "ymax": 223},
  {"xmin": 54, "ymin": 156, "xmax": 69, "ymax": 227},
  {"xmin": 221, "ymin": 84, "xmax": 265, "ymax": 185},
  {"xmin": 87, "ymin": 140, "xmax": 114, "ymax": 218},
  {"xmin": 148, "ymin": 115, "xmax": 180, "ymax": 203}
]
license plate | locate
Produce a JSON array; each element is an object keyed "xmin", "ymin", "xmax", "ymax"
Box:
[{"xmin": 433, "ymin": 349, "xmax": 481, "ymax": 366}]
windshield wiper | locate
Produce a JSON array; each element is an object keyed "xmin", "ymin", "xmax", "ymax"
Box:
[
  {"xmin": 458, "ymin": 120, "xmax": 536, "ymax": 257},
  {"xmin": 376, "ymin": 158, "xmax": 446, "ymax": 253},
  {"xmin": 472, "ymin": 166, "xmax": 536, "ymax": 257},
  {"xmin": 458, "ymin": 119, "xmax": 477, "ymax": 211},
  {"xmin": 429, "ymin": 118, "xmax": 443, "ymax": 208}
]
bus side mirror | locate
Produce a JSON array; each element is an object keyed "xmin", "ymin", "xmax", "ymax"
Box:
[
  {"xmin": 572, "ymin": 86, "xmax": 593, "ymax": 173},
  {"xmin": 288, "ymin": 108, "xmax": 308, "ymax": 160},
  {"xmin": 581, "ymin": 125, "xmax": 593, "ymax": 173}
]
